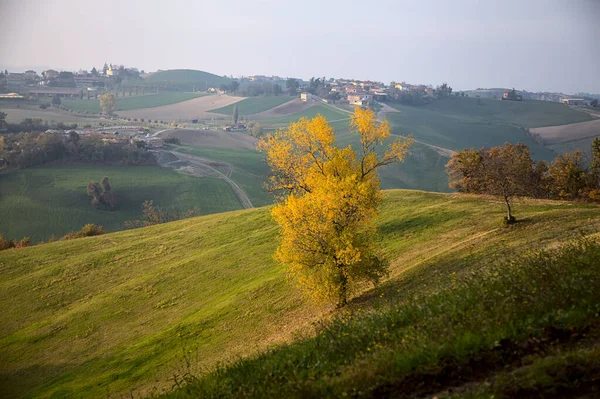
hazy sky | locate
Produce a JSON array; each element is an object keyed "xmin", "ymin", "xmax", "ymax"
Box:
[{"xmin": 1, "ymin": 0, "xmax": 598, "ymax": 94}]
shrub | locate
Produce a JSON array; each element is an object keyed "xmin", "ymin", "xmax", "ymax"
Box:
[
  {"xmin": 61, "ymin": 224, "xmax": 105, "ymax": 240},
  {"xmin": 39, "ymin": 104, "xmax": 48, "ymax": 109}
]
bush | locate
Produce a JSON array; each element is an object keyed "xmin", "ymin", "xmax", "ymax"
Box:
[
  {"xmin": 39, "ymin": 104, "xmax": 48, "ymax": 109},
  {"xmin": 61, "ymin": 224, "xmax": 105, "ymax": 240},
  {"xmin": 164, "ymin": 137, "xmax": 181, "ymax": 145}
]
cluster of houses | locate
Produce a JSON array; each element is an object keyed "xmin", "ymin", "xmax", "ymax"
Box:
[{"xmin": 0, "ymin": 64, "xmax": 141, "ymax": 100}]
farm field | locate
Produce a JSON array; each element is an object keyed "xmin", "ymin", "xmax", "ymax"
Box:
[
  {"xmin": 143, "ymin": 69, "xmax": 231, "ymax": 91},
  {"xmin": 118, "ymin": 94, "xmax": 244, "ymax": 121},
  {"xmin": 530, "ymin": 118, "xmax": 600, "ymax": 144},
  {"xmin": 62, "ymin": 92, "xmax": 208, "ymax": 113},
  {"xmin": 1, "ymin": 105, "xmax": 99, "ymax": 124},
  {"xmin": 259, "ymin": 103, "xmax": 351, "ymax": 128},
  {"xmin": 209, "ymin": 96, "xmax": 296, "ymax": 115},
  {"xmin": 420, "ymin": 97, "xmax": 592, "ymax": 128},
  {"xmin": 165, "ymin": 129, "xmax": 257, "ymax": 150},
  {"xmin": 0, "ymin": 164, "xmax": 242, "ymax": 242},
  {"xmin": 175, "ymin": 146, "xmax": 272, "ymax": 207},
  {"xmin": 250, "ymin": 98, "xmax": 315, "ymax": 120},
  {"xmin": 1, "ymin": 191, "xmax": 599, "ymax": 398},
  {"xmin": 384, "ymin": 99, "xmax": 558, "ymax": 160}
]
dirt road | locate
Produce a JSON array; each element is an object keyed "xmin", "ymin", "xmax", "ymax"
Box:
[{"xmin": 167, "ymin": 151, "xmax": 253, "ymax": 209}]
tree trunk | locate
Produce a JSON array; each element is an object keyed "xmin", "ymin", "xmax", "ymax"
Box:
[
  {"xmin": 337, "ymin": 270, "xmax": 348, "ymax": 308},
  {"xmin": 504, "ymin": 196, "xmax": 514, "ymax": 223}
]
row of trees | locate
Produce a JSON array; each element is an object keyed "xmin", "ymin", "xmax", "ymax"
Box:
[
  {"xmin": 0, "ymin": 131, "xmax": 155, "ymax": 170},
  {"xmin": 447, "ymin": 139, "xmax": 600, "ymax": 222}
]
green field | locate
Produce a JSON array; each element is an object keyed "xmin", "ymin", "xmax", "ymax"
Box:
[
  {"xmin": 385, "ymin": 98, "xmax": 562, "ymax": 160},
  {"xmin": 422, "ymin": 97, "xmax": 592, "ymax": 128},
  {"xmin": 62, "ymin": 93, "xmax": 207, "ymax": 113},
  {"xmin": 0, "ymin": 164, "xmax": 242, "ymax": 242},
  {"xmin": 261, "ymin": 104, "xmax": 351, "ymax": 127},
  {"xmin": 175, "ymin": 146, "xmax": 272, "ymax": 206},
  {"xmin": 1, "ymin": 191, "xmax": 599, "ymax": 398},
  {"xmin": 143, "ymin": 69, "xmax": 231, "ymax": 91},
  {"xmin": 209, "ymin": 96, "xmax": 295, "ymax": 115}
]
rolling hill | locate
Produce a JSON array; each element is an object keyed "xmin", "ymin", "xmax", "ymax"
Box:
[
  {"xmin": 1, "ymin": 190, "xmax": 599, "ymax": 398},
  {"xmin": 144, "ymin": 69, "xmax": 231, "ymax": 91}
]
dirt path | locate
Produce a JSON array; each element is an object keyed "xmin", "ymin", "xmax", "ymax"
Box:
[
  {"xmin": 169, "ymin": 151, "xmax": 253, "ymax": 209},
  {"xmin": 376, "ymin": 102, "xmax": 456, "ymax": 158}
]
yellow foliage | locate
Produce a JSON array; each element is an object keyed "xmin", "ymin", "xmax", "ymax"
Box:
[
  {"xmin": 99, "ymin": 93, "xmax": 117, "ymax": 115},
  {"xmin": 259, "ymin": 108, "xmax": 413, "ymax": 306}
]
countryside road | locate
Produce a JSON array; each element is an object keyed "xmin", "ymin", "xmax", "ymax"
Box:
[{"xmin": 170, "ymin": 150, "xmax": 254, "ymax": 209}]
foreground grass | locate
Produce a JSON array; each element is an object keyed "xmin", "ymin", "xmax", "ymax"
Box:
[
  {"xmin": 62, "ymin": 93, "xmax": 207, "ymax": 113},
  {"xmin": 209, "ymin": 96, "xmax": 295, "ymax": 116},
  {"xmin": 1, "ymin": 191, "xmax": 599, "ymax": 398},
  {"xmin": 0, "ymin": 164, "xmax": 241, "ymax": 242},
  {"xmin": 171, "ymin": 237, "xmax": 600, "ymax": 398}
]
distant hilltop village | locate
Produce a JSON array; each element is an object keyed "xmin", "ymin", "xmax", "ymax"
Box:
[{"xmin": 0, "ymin": 64, "xmax": 597, "ymax": 106}]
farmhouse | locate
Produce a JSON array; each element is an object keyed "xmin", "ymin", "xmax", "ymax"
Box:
[
  {"xmin": 348, "ymin": 94, "xmax": 372, "ymax": 106},
  {"xmin": 561, "ymin": 98, "xmax": 586, "ymax": 106}
]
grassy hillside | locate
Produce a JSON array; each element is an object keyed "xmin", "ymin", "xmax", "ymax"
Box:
[
  {"xmin": 144, "ymin": 69, "xmax": 231, "ymax": 91},
  {"xmin": 209, "ymin": 96, "xmax": 296, "ymax": 116},
  {"xmin": 1, "ymin": 190, "xmax": 599, "ymax": 398},
  {"xmin": 0, "ymin": 164, "xmax": 242, "ymax": 242},
  {"xmin": 422, "ymin": 97, "xmax": 592, "ymax": 128},
  {"xmin": 385, "ymin": 100, "xmax": 556, "ymax": 160},
  {"xmin": 62, "ymin": 93, "xmax": 207, "ymax": 114}
]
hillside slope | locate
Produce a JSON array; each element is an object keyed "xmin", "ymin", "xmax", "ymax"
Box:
[
  {"xmin": 144, "ymin": 69, "xmax": 231, "ymax": 91},
  {"xmin": 1, "ymin": 191, "xmax": 599, "ymax": 398}
]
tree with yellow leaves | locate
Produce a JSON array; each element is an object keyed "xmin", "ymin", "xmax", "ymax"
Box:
[
  {"xmin": 99, "ymin": 93, "xmax": 117, "ymax": 115},
  {"xmin": 258, "ymin": 108, "xmax": 413, "ymax": 307}
]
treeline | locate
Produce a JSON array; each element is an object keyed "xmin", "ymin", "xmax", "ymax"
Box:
[
  {"xmin": 0, "ymin": 131, "xmax": 155, "ymax": 170},
  {"xmin": 447, "ymin": 139, "xmax": 600, "ymax": 221}
]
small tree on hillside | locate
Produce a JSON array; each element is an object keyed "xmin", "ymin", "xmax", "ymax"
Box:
[
  {"xmin": 258, "ymin": 108, "xmax": 413, "ymax": 307},
  {"xmin": 87, "ymin": 181, "xmax": 102, "ymax": 208},
  {"xmin": 545, "ymin": 151, "xmax": 587, "ymax": 200},
  {"xmin": 447, "ymin": 143, "xmax": 538, "ymax": 222},
  {"xmin": 99, "ymin": 93, "xmax": 117, "ymax": 115},
  {"xmin": 52, "ymin": 95, "xmax": 61, "ymax": 105},
  {"xmin": 233, "ymin": 104, "xmax": 239, "ymax": 125}
]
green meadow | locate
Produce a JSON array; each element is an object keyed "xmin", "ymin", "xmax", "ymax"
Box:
[
  {"xmin": 0, "ymin": 164, "xmax": 241, "ymax": 242},
  {"xmin": 209, "ymin": 96, "xmax": 296, "ymax": 115}
]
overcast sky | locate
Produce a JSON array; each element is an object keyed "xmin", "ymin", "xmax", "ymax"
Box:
[{"xmin": 1, "ymin": 0, "xmax": 598, "ymax": 94}]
